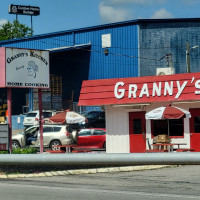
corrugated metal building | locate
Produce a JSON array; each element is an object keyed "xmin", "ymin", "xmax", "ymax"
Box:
[{"xmin": 1, "ymin": 18, "xmax": 200, "ymax": 115}]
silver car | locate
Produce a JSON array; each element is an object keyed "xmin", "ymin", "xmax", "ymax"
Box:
[
  {"xmin": 23, "ymin": 110, "xmax": 57, "ymax": 128},
  {"xmin": 12, "ymin": 124, "xmax": 78, "ymax": 150}
]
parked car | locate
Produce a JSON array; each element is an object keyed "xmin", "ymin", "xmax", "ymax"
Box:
[
  {"xmin": 12, "ymin": 124, "xmax": 78, "ymax": 150},
  {"xmin": 77, "ymin": 128, "xmax": 106, "ymax": 149},
  {"xmin": 23, "ymin": 110, "xmax": 57, "ymax": 128},
  {"xmin": 81, "ymin": 111, "xmax": 105, "ymax": 128}
]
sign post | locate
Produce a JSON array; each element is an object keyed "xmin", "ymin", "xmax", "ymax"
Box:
[
  {"xmin": 7, "ymin": 88, "xmax": 12, "ymax": 153},
  {"xmin": 38, "ymin": 89, "xmax": 43, "ymax": 153}
]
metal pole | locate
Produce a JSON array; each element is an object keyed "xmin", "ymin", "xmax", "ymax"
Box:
[
  {"xmin": 0, "ymin": 153, "xmax": 200, "ymax": 166},
  {"xmin": 31, "ymin": 15, "xmax": 33, "ymax": 31},
  {"xmin": 7, "ymin": 88, "xmax": 12, "ymax": 153},
  {"xmin": 29, "ymin": 89, "xmax": 33, "ymax": 111},
  {"xmin": 38, "ymin": 89, "xmax": 43, "ymax": 153},
  {"xmin": 186, "ymin": 41, "xmax": 190, "ymax": 73}
]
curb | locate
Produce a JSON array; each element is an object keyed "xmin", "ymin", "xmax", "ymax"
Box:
[{"xmin": 0, "ymin": 165, "xmax": 176, "ymax": 179}]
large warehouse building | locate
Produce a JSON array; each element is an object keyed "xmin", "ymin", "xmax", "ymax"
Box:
[{"xmin": 1, "ymin": 18, "xmax": 200, "ymax": 128}]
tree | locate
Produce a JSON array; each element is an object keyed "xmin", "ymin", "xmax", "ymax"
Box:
[{"xmin": 0, "ymin": 20, "xmax": 33, "ymax": 41}]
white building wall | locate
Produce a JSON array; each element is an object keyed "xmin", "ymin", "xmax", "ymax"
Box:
[
  {"xmin": 105, "ymin": 102, "xmax": 200, "ymax": 153},
  {"xmin": 106, "ymin": 106, "xmax": 130, "ymax": 153}
]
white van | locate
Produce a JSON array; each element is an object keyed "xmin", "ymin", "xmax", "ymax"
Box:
[{"xmin": 23, "ymin": 110, "xmax": 56, "ymax": 128}]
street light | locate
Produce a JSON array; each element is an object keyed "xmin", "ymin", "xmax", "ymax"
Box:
[{"xmin": 186, "ymin": 42, "xmax": 199, "ymax": 73}]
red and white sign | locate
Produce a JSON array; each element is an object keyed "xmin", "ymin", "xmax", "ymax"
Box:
[{"xmin": 78, "ymin": 72, "xmax": 200, "ymax": 106}]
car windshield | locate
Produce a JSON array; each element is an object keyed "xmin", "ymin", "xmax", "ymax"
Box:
[
  {"xmin": 25, "ymin": 127, "xmax": 38, "ymax": 134},
  {"xmin": 43, "ymin": 112, "xmax": 52, "ymax": 118},
  {"xmin": 26, "ymin": 113, "xmax": 37, "ymax": 117}
]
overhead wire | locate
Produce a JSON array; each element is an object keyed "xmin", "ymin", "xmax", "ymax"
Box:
[
  {"xmin": 8, "ymin": 34, "xmax": 196, "ymax": 63},
  {"xmin": 31, "ymin": 38, "xmax": 163, "ymax": 62}
]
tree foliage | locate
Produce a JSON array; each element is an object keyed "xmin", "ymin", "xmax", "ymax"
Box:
[{"xmin": 0, "ymin": 20, "xmax": 33, "ymax": 41}]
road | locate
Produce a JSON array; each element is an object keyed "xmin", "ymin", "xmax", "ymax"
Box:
[{"xmin": 0, "ymin": 165, "xmax": 200, "ymax": 200}]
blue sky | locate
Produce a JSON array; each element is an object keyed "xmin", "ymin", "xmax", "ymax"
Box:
[{"xmin": 1, "ymin": 0, "xmax": 200, "ymax": 36}]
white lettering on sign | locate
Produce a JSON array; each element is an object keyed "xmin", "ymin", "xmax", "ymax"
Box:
[
  {"xmin": 175, "ymin": 81, "xmax": 188, "ymax": 98},
  {"xmin": 128, "ymin": 84, "xmax": 137, "ymax": 98},
  {"xmin": 139, "ymin": 84, "xmax": 149, "ymax": 98},
  {"xmin": 164, "ymin": 81, "xmax": 173, "ymax": 96},
  {"xmin": 114, "ymin": 77, "xmax": 200, "ymax": 100},
  {"xmin": 195, "ymin": 80, "xmax": 200, "ymax": 94},
  {"xmin": 152, "ymin": 82, "xmax": 161, "ymax": 97},
  {"xmin": 114, "ymin": 82, "xmax": 125, "ymax": 99}
]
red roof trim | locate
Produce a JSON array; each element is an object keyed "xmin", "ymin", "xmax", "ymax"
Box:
[{"xmin": 78, "ymin": 72, "xmax": 200, "ymax": 106}]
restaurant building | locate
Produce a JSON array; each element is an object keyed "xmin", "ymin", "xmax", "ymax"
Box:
[{"xmin": 79, "ymin": 72, "xmax": 200, "ymax": 153}]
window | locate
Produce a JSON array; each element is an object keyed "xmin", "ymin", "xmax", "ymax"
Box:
[
  {"xmin": 25, "ymin": 127, "xmax": 38, "ymax": 135},
  {"xmin": 133, "ymin": 119, "xmax": 142, "ymax": 134},
  {"xmin": 26, "ymin": 113, "xmax": 37, "ymax": 117},
  {"xmin": 53, "ymin": 127, "xmax": 62, "ymax": 132},
  {"xmin": 153, "ymin": 119, "xmax": 183, "ymax": 137},
  {"xmin": 43, "ymin": 127, "xmax": 53, "ymax": 132},
  {"xmin": 93, "ymin": 130, "xmax": 105, "ymax": 135},
  {"xmin": 79, "ymin": 130, "xmax": 91, "ymax": 136},
  {"xmin": 194, "ymin": 117, "xmax": 200, "ymax": 133}
]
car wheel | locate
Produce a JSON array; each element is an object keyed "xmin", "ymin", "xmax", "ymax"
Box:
[
  {"xmin": 50, "ymin": 140, "xmax": 61, "ymax": 151},
  {"xmin": 12, "ymin": 140, "xmax": 21, "ymax": 149}
]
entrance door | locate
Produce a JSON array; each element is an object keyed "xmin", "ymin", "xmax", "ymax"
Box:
[
  {"xmin": 189, "ymin": 108, "xmax": 200, "ymax": 152},
  {"xmin": 129, "ymin": 112, "xmax": 146, "ymax": 153}
]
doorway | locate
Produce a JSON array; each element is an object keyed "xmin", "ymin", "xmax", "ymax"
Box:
[
  {"xmin": 190, "ymin": 108, "xmax": 200, "ymax": 152},
  {"xmin": 129, "ymin": 112, "xmax": 146, "ymax": 153}
]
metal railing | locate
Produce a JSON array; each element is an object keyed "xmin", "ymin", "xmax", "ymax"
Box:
[{"xmin": 0, "ymin": 153, "xmax": 200, "ymax": 166}]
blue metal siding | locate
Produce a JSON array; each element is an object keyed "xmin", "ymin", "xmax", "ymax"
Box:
[
  {"xmin": 139, "ymin": 21, "xmax": 200, "ymax": 76},
  {"xmin": 82, "ymin": 25, "xmax": 138, "ymax": 80},
  {"xmin": 0, "ymin": 24, "xmax": 139, "ymax": 80}
]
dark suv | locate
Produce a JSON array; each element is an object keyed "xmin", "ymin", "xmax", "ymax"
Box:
[{"xmin": 83, "ymin": 111, "xmax": 105, "ymax": 128}]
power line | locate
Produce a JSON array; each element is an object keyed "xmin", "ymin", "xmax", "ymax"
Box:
[{"xmin": 32, "ymin": 39, "xmax": 162, "ymax": 62}]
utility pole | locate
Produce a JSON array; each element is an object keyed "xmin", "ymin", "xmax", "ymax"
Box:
[
  {"xmin": 160, "ymin": 53, "xmax": 173, "ymax": 68},
  {"xmin": 186, "ymin": 41, "xmax": 190, "ymax": 73}
]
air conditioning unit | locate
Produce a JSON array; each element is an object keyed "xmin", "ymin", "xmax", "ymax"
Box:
[{"xmin": 156, "ymin": 68, "xmax": 175, "ymax": 76}]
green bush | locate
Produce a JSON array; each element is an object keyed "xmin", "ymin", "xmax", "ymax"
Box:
[
  {"xmin": 0, "ymin": 151, "xmax": 9, "ymax": 154},
  {"xmin": 0, "ymin": 147, "xmax": 38, "ymax": 154},
  {"xmin": 12, "ymin": 147, "xmax": 38, "ymax": 154}
]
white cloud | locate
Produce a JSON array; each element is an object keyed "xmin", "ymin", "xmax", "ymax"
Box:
[
  {"xmin": 151, "ymin": 8, "xmax": 173, "ymax": 19},
  {"xmin": 0, "ymin": 19, "xmax": 8, "ymax": 27},
  {"xmin": 99, "ymin": 2, "xmax": 130, "ymax": 23}
]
